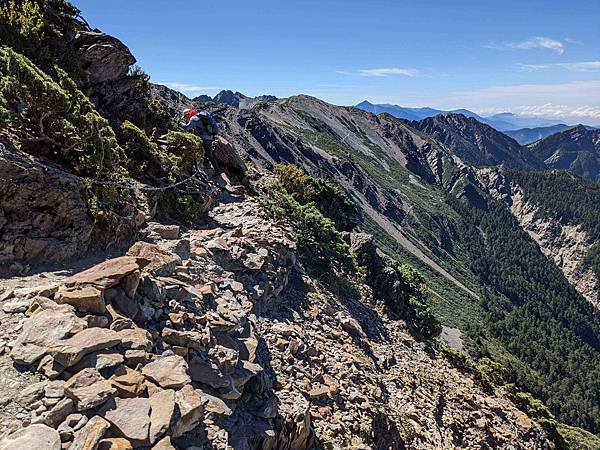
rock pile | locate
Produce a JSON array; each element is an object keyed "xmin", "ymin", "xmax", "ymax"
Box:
[{"xmin": 0, "ymin": 198, "xmax": 297, "ymax": 449}]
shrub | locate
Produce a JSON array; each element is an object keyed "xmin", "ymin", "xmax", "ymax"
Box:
[
  {"xmin": 0, "ymin": 46, "xmax": 124, "ymax": 176},
  {"xmin": 504, "ymin": 384, "xmax": 567, "ymax": 449},
  {"xmin": 392, "ymin": 262, "xmax": 442, "ymax": 338},
  {"xmin": 262, "ymin": 182, "xmax": 355, "ymax": 276},
  {"xmin": 118, "ymin": 120, "xmax": 162, "ymax": 177},
  {"xmin": 0, "ymin": 0, "xmax": 82, "ymax": 79},
  {"xmin": 273, "ymin": 164, "xmax": 359, "ymax": 231},
  {"xmin": 440, "ymin": 346, "xmax": 506, "ymax": 391},
  {"xmin": 165, "ymin": 130, "xmax": 204, "ymax": 172}
]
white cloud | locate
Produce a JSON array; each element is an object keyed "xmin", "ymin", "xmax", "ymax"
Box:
[
  {"xmin": 434, "ymin": 80, "xmax": 600, "ymax": 123},
  {"xmin": 517, "ymin": 61, "xmax": 600, "ymax": 72},
  {"xmin": 485, "ymin": 36, "xmax": 565, "ymax": 54},
  {"xmin": 358, "ymin": 67, "xmax": 419, "ymax": 77},
  {"xmin": 159, "ymin": 82, "xmax": 220, "ymax": 94},
  {"xmin": 515, "ymin": 104, "xmax": 600, "ymax": 119}
]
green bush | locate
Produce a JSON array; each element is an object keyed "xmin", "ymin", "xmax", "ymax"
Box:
[
  {"xmin": 166, "ymin": 130, "xmax": 204, "ymax": 171},
  {"xmin": 440, "ymin": 346, "xmax": 505, "ymax": 391},
  {"xmin": 262, "ymin": 182, "xmax": 355, "ymax": 275},
  {"xmin": 0, "ymin": 46, "xmax": 124, "ymax": 176},
  {"xmin": 273, "ymin": 164, "xmax": 359, "ymax": 231},
  {"xmin": 391, "ymin": 262, "xmax": 442, "ymax": 338},
  {"xmin": 558, "ymin": 423, "xmax": 600, "ymax": 450},
  {"xmin": 0, "ymin": 0, "xmax": 82, "ymax": 79}
]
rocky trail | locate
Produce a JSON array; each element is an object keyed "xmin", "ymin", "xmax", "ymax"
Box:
[{"xmin": 0, "ymin": 192, "xmax": 551, "ymax": 449}]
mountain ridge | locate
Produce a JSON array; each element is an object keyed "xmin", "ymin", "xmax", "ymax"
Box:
[
  {"xmin": 355, "ymin": 100, "xmax": 591, "ymax": 131},
  {"xmin": 529, "ymin": 125, "xmax": 600, "ymax": 182}
]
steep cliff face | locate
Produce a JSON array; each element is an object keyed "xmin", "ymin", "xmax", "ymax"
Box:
[
  {"xmin": 475, "ymin": 168, "xmax": 599, "ymax": 309},
  {"xmin": 507, "ymin": 189, "xmax": 598, "ymax": 308},
  {"xmin": 411, "ymin": 114, "xmax": 545, "ymax": 170}
]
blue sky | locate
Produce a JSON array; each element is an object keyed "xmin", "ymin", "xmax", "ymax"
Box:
[{"xmin": 73, "ymin": 0, "xmax": 600, "ymax": 123}]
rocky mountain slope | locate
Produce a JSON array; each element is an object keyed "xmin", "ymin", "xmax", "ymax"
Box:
[
  {"xmin": 528, "ymin": 125, "xmax": 600, "ymax": 182},
  {"xmin": 410, "ymin": 114, "xmax": 545, "ymax": 170},
  {"xmin": 0, "ymin": 198, "xmax": 557, "ymax": 449},
  {"xmin": 1, "ymin": 1, "xmax": 599, "ymax": 449},
  {"xmin": 203, "ymin": 94, "xmax": 600, "ymax": 435}
]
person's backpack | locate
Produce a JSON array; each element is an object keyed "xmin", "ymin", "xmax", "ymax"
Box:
[{"xmin": 184, "ymin": 108, "xmax": 199, "ymax": 122}]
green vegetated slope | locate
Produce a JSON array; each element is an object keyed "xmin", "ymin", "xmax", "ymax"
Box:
[
  {"xmin": 509, "ymin": 170, "xmax": 600, "ymax": 287},
  {"xmin": 0, "ymin": 0, "xmax": 212, "ymax": 232},
  {"xmin": 215, "ymin": 96, "xmax": 600, "ymax": 434}
]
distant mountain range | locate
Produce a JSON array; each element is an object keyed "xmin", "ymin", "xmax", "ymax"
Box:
[
  {"xmin": 355, "ymin": 100, "xmax": 573, "ymax": 131},
  {"xmin": 195, "ymin": 90, "xmax": 277, "ymax": 109}
]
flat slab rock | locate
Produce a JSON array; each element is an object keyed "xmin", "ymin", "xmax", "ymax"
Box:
[
  {"xmin": 49, "ymin": 328, "xmax": 121, "ymax": 367},
  {"xmin": 10, "ymin": 306, "xmax": 87, "ymax": 365},
  {"xmin": 0, "ymin": 424, "xmax": 61, "ymax": 450},
  {"xmin": 65, "ymin": 368, "xmax": 116, "ymax": 411},
  {"xmin": 55, "ymin": 285, "xmax": 105, "ymax": 314},
  {"xmin": 70, "ymin": 415, "xmax": 111, "ymax": 450},
  {"xmin": 142, "ymin": 355, "xmax": 190, "ymax": 389},
  {"xmin": 126, "ymin": 242, "xmax": 180, "ymax": 277},
  {"xmin": 100, "ymin": 397, "xmax": 151, "ymax": 443},
  {"xmin": 65, "ymin": 256, "xmax": 141, "ymax": 290}
]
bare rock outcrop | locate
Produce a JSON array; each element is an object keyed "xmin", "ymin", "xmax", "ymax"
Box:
[{"xmin": 0, "ymin": 143, "xmax": 94, "ymax": 274}]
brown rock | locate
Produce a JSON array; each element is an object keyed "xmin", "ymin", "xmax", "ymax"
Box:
[
  {"xmin": 308, "ymin": 384, "xmax": 330, "ymax": 399},
  {"xmin": 340, "ymin": 316, "xmax": 364, "ymax": 338},
  {"xmin": 201, "ymin": 391, "xmax": 232, "ymax": 416},
  {"xmin": 66, "ymin": 257, "xmax": 141, "ymax": 289},
  {"xmin": 0, "ymin": 424, "xmax": 61, "ymax": 450},
  {"xmin": 211, "ymin": 137, "xmax": 247, "ymax": 177},
  {"xmin": 70, "ymin": 415, "xmax": 111, "ymax": 450},
  {"xmin": 105, "ymin": 287, "xmax": 140, "ymax": 320},
  {"xmin": 55, "ymin": 285, "xmax": 105, "ymax": 314},
  {"xmin": 49, "ymin": 328, "xmax": 120, "ymax": 367},
  {"xmin": 188, "ymin": 357, "xmax": 229, "ymax": 388},
  {"xmin": 44, "ymin": 397, "xmax": 74, "ymax": 427},
  {"xmin": 161, "ymin": 327, "xmax": 205, "ymax": 350},
  {"xmin": 118, "ymin": 327, "xmax": 152, "ymax": 351},
  {"xmin": 149, "ymin": 224, "xmax": 180, "ymax": 240},
  {"xmin": 142, "ymin": 355, "xmax": 190, "ymax": 389},
  {"xmin": 100, "ymin": 397, "xmax": 150, "ymax": 444},
  {"xmin": 149, "ymin": 389, "xmax": 175, "ymax": 444},
  {"xmin": 126, "ymin": 242, "xmax": 180, "ymax": 277},
  {"xmin": 110, "ymin": 366, "xmax": 146, "ymax": 398},
  {"xmin": 37, "ymin": 354, "xmax": 66, "ymax": 379},
  {"xmin": 65, "ymin": 368, "xmax": 115, "ymax": 411},
  {"xmin": 172, "ymin": 385, "xmax": 205, "ymax": 437},
  {"xmin": 152, "ymin": 436, "xmax": 175, "ymax": 450},
  {"xmin": 10, "ymin": 307, "xmax": 87, "ymax": 365},
  {"xmin": 97, "ymin": 438, "xmax": 133, "ymax": 450},
  {"xmin": 124, "ymin": 349, "xmax": 148, "ymax": 366},
  {"xmin": 121, "ymin": 270, "xmax": 141, "ymax": 298}
]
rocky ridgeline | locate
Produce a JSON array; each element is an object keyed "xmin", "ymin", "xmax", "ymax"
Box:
[
  {"xmin": 0, "ymin": 198, "xmax": 300, "ymax": 449},
  {"xmin": 0, "ymin": 196, "xmax": 553, "ymax": 449}
]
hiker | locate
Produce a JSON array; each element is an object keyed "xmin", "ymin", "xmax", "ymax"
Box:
[{"xmin": 180, "ymin": 108, "xmax": 220, "ymax": 144}]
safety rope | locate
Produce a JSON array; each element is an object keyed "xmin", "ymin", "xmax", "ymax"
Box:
[{"xmin": 0, "ymin": 143, "xmax": 207, "ymax": 192}]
